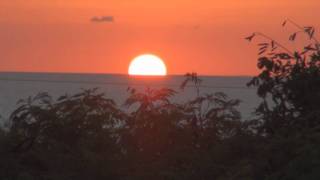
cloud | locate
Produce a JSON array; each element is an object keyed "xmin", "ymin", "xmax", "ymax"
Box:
[{"xmin": 91, "ymin": 16, "xmax": 115, "ymax": 23}]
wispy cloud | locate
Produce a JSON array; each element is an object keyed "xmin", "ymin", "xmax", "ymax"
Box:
[{"xmin": 90, "ymin": 16, "xmax": 115, "ymax": 23}]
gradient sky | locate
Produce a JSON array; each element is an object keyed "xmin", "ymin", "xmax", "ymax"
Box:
[{"xmin": 0, "ymin": 0, "xmax": 319, "ymax": 75}]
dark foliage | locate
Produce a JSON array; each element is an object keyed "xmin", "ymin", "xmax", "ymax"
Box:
[
  {"xmin": 0, "ymin": 76, "xmax": 245, "ymax": 180},
  {"xmin": 246, "ymin": 19, "xmax": 320, "ymax": 179}
]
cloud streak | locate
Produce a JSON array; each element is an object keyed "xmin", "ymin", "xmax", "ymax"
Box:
[{"xmin": 91, "ymin": 16, "xmax": 115, "ymax": 23}]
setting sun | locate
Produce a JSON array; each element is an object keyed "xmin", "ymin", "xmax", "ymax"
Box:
[{"xmin": 128, "ymin": 54, "xmax": 167, "ymax": 76}]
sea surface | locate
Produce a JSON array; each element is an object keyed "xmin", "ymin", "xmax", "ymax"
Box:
[{"xmin": 0, "ymin": 72, "xmax": 260, "ymax": 124}]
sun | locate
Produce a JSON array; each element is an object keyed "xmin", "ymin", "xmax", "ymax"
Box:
[{"xmin": 128, "ymin": 54, "xmax": 167, "ymax": 76}]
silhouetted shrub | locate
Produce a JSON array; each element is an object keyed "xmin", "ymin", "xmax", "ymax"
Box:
[{"xmin": 246, "ymin": 19, "xmax": 320, "ymax": 179}]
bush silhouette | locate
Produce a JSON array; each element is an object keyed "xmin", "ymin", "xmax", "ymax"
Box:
[{"xmin": 246, "ymin": 19, "xmax": 320, "ymax": 179}]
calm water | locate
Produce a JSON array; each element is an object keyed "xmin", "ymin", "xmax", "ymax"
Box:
[{"xmin": 0, "ymin": 72, "xmax": 260, "ymax": 123}]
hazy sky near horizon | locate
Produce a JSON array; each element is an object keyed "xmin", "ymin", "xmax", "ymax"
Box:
[{"xmin": 0, "ymin": 0, "xmax": 319, "ymax": 75}]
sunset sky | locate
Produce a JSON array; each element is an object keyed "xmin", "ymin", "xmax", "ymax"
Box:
[{"xmin": 0, "ymin": 0, "xmax": 319, "ymax": 75}]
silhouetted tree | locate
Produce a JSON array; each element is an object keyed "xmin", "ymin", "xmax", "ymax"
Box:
[{"xmin": 246, "ymin": 19, "xmax": 320, "ymax": 179}]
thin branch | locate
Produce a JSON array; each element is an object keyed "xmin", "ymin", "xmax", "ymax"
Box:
[
  {"xmin": 286, "ymin": 18, "xmax": 320, "ymax": 45},
  {"xmin": 254, "ymin": 32, "xmax": 295, "ymax": 56}
]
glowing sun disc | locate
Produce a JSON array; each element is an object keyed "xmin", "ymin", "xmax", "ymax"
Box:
[{"xmin": 128, "ymin": 54, "xmax": 167, "ymax": 76}]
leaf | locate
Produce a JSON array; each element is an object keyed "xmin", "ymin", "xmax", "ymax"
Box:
[
  {"xmin": 310, "ymin": 29, "xmax": 315, "ymax": 39},
  {"xmin": 304, "ymin": 26, "xmax": 315, "ymax": 39},
  {"xmin": 289, "ymin": 33, "xmax": 297, "ymax": 41},
  {"xmin": 180, "ymin": 79, "xmax": 189, "ymax": 90},
  {"xmin": 282, "ymin": 20, "xmax": 287, "ymax": 27},
  {"xmin": 245, "ymin": 33, "xmax": 255, "ymax": 42},
  {"xmin": 304, "ymin": 26, "xmax": 313, "ymax": 33},
  {"xmin": 258, "ymin": 43, "xmax": 269, "ymax": 46},
  {"xmin": 259, "ymin": 46, "xmax": 268, "ymax": 51},
  {"xmin": 304, "ymin": 45, "xmax": 317, "ymax": 51},
  {"xmin": 259, "ymin": 49, "xmax": 267, "ymax": 55},
  {"xmin": 277, "ymin": 53, "xmax": 292, "ymax": 60},
  {"xmin": 271, "ymin": 41, "xmax": 276, "ymax": 48},
  {"xmin": 57, "ymin": 95, "xmax": 68, "ymax": 101}
]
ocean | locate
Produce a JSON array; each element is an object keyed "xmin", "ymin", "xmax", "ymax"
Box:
[{"xmin": 0, "ymin": 72, "xmax": 260, "ymax": 123}]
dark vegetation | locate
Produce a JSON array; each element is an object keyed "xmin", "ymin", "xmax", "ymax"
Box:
[{"xmin": 1, "ymin": 21, "xmax": 320, "ymax": 179}]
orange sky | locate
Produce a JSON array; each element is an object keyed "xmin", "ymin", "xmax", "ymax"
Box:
[{"xmin": 0, "ymin": 0, "xmax": 319, "ymax": 75}]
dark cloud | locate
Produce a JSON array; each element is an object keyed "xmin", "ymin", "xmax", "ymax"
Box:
[{"xmin": 90, "ymin": 16, "xmax": 115, "ymax": 23}]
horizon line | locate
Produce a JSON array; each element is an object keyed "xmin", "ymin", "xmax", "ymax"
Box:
[{"xmin": 0, "ymin": 71, "xmax": 255, "ymax": 78}]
